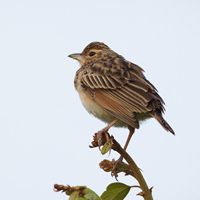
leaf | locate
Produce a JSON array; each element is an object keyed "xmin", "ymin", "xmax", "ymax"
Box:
[
  {"xmin": 101, "ymin": 139, "xmax": 113, "ymax": 155},
  {"xmin": 101, "ymin": 143, "xmax": 110, "ymax": 155},
  {"xmin": 84, "ymin": 193, "xmax": 99, "ymax": 200},
  {"xmin": 75, "ymin": 186, "xmax": 100, "ymax": 200},
  {"xmin": 69, "ymin": 191, "xmax": 79, "ymax": 200},
  {"xmin": 84, "ymin": 188, "xmax": 100, "ymax": 200},
  {"xmin": 101, "ymin": 182, "xmax": 130, "ymax": 200}
]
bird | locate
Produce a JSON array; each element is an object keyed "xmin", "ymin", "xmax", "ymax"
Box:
[{"xmin": 68, "ymin": 42, "xmax": 175, "ymax": 152}]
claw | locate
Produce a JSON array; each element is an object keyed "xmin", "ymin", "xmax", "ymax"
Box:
[
  {"xmin": 97, "ymin": 131, "xmax": 103, "ymax": 150},
  {"xmin": 98, "ymin": 119, "xmax": 119, "ymax": 147}
]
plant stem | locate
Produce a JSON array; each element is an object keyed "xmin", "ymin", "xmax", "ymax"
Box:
[{"xmin": 113, "ymin": 139, "xmax": 153, "ymax": 200}]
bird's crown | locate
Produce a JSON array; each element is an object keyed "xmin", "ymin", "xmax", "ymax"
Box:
[{"xmin": 82, "ymin": 42, "xmax": 110, "ymax": 56}]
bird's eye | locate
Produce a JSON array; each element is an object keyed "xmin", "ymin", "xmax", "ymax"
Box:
[{"xmin": 89, "ymin": 52, "xmax": 96, "ymax": 57}]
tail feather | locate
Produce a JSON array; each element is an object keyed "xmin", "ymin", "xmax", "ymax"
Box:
[{"xmin": 152, "ymin": 112, "xmax": 175, "ymax": 135}]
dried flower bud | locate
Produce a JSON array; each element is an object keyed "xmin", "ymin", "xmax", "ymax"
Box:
[
  {"xmin": 99, "ymin": 159, "xmax": 113, "ymax": 172},
  {"xmin": 54, "ymin": 184, "xmax": 87, "ymax": 197}
]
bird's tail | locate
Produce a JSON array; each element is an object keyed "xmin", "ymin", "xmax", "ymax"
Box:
[{"xmin": 152, "ymin": 112, "xmax": 175, "ymax": 135}]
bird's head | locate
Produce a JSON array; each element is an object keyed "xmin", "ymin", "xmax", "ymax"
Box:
[{"xmin": 68, "ymin": 42, "xmax": 113, "ymax": 65}]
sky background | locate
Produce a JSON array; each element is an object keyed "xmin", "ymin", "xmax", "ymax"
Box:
[{"xmin": 0, "ymin": 0, "xmax": 200, "ymax": 199}]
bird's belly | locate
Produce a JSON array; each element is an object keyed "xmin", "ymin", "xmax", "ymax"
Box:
[
  {"xmin": 79, "ymin": 90, "xmax": 113, "ymax": 121},
  {"xmin": 78, "ymin": 89, "xmax": 127, "ymax": 127}
]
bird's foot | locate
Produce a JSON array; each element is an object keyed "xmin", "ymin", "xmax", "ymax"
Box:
[
  {"xmin": 112, "ymin": 158, "xmax": 133, "ymax": 180},
  {"xmin": 111, "ymin": 157, "xmax": 124, "ymax": 179},
  {"xmin": 89, "ymin": 119, "xmax": 118, "ymax": 151},
  {"xmin": 89, "ymin": 130, "xmax": 114, "ymax": 153},
  {"xmin": 99, "ymin": 157, "xmax": 132, "ymax": 180},
  {"xmin": 97, "ymin": 128, "xmax": 111, "ymax": 149}
]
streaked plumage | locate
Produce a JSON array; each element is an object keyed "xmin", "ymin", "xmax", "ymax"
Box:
[{"xmin": 69, "ymin": 42, "xmax": 175, "ymax": 135}]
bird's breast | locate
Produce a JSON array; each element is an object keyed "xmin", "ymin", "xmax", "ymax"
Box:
[
  {"xmin": 74, "ymin": 69, "xmax": 104, "ymax": 118},
  {"xmin": 74, "ymin": 68, "xmax": 127, "ymax": 127}
]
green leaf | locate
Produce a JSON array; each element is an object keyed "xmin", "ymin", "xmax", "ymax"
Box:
[
  {"xmin": 84, "ymin": 188, "xmax": 100, "ymax": 199},
  {"xmin": 101, "ymin": 182, "xmax": 130, "ymax": 200},
  {"xmin": 84, "ymin": 193, "xmax": 99, "ymax": 200},
  {"xmin": 69, "ymin": 191, "xmax": 79, "ymax": 200},
  {"xmin": 84, "ymin": 188, "xmax": 99, "ymax": 197},
  {"xmin": 101, "ymin": 139, "xmax": 113, "ymax": 155},
  {"xmin": 101, "ymin": 143, "xmax": 110, "ymax": 155},
  {"xmin": 74, "ymin": 186, "xmax": 100, "ymax": 200}
]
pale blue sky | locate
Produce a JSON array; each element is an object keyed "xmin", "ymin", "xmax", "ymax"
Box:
[{"xmin": 0, "ymin": 1, "xmax": 200, "ymax": 199}]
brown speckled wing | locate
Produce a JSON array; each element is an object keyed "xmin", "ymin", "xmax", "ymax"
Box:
[{"xmin": 81, "ymin": 58, "xmax": 165, "ymax": 128}]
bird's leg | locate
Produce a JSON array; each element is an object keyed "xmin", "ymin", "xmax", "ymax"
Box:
[
  {"xmin": 123, "ymin": 126, "xmax": 135, "ymax": 152},
  {"xmin": 112, "ymin": 127, "xmax": 135, "ymax": 178},
  {"xmin": 97, "ymin": 119, "xmax": 118, "ymax": 148}
]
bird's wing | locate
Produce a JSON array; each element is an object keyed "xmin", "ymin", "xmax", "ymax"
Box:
[{"xmin": 81, "ymin": 58, "xmax": 164, "ymax": 128}]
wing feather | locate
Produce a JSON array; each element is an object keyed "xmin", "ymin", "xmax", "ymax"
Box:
[
  {"xmin": 94, "ymin": 90, "xmax": 139, "ymax": 128},
  {"xmin": 80, "ymin": 58, "xmax": 164, "ymax": 128}
]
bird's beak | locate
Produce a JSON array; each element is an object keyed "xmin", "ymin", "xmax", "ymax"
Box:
[{"xmin": 68, "ymin": 53, "xmax": 83, "ymax": 62}]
